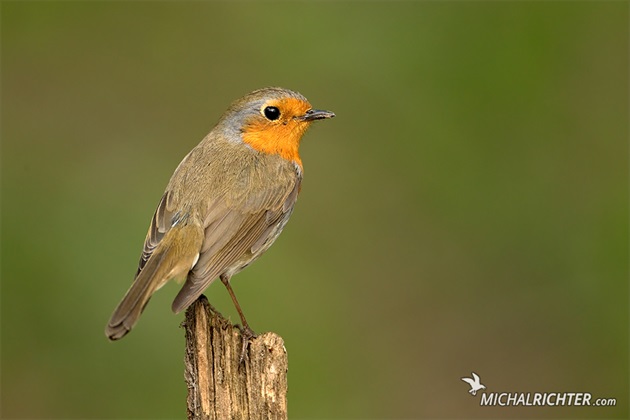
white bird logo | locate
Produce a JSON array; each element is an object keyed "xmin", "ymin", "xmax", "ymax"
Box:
[{"xmin": 461, "ymin": 372, "xmax": 486, "ymax": 396}]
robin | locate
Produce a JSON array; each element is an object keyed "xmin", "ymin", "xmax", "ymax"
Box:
[{"xmin": 105, "ymin": 87, "xmax": 334, "ymax": 353}]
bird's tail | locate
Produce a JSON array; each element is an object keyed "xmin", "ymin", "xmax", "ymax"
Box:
[
  {"xmin": 105, "ymin": 224, "xmax": 203, "ymax": 340},
  {"xmin": 105, "ymin": 248, "xmax": 169, "ymax": 340}
]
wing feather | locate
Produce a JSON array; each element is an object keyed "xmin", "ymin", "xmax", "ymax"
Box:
[
  {"xmin": 136, "ymin": 191, "xmax": 175, "ymax": 277},
  {"xmin": 171, "ymin": 177, "xmax": 300, "ymax": 313}
]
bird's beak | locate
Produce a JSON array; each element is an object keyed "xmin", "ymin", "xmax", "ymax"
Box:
[{"xmin": 297, "ymin": 109, "xmax": 336, "ymax": 122}]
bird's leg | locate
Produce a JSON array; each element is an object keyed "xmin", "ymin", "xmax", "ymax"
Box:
[{"xmin": 220, "ymin": 274, "xmax": 256, "ymax": 363}]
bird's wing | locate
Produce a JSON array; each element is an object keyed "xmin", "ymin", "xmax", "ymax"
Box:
[
  {"xmin": 472, "ymin": 373, "xmax": 480, "ymax": 383},
  {"xmin": 170, "ymin": 175, "xmax": 301, "ymax": 313},
  {"xmin": 461, "ymin": 377, "xmax": 474, "ymax": 386},
  {"xmin": 135, "ymin": 191, "xmax": 177, "ymax": 278}
]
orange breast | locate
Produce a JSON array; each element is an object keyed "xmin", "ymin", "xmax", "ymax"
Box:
[{"xmin": 242, "ymin": 122, "xmax": 307, "ymax": 168}]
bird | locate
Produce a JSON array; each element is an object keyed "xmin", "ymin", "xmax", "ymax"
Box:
[
  {"xmin": 105, "ymin": 87, "xmax": 335, "ymax": 354},
  {"xmin": 461, "ymin": 372, "xmax": 486, "ymax": 396}
]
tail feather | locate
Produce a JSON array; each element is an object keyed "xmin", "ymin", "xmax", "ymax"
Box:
[
  {"xmin": 105, "ymin": 249, "xmax": 167, "ymax": 340},
  {"xmin": 105, "ymin": 223, "xmax": 204, "ymax": 340}
]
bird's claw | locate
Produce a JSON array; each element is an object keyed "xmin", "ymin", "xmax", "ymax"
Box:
[{"xmin": 237, "ymin": 324, "xmax": 257, "ymax": 364}]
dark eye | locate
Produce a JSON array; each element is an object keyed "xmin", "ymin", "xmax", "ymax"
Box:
[{"xmin": 263, "ymin": 106, "xmax": 280, "ymax": 121}]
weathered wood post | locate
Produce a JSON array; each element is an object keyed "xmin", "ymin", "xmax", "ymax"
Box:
[{"xmin": 183, "ymin": 295, "xmax": 288, "ymax": 419}]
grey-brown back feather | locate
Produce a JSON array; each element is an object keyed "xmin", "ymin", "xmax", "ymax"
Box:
[{"xmin": 166, "ymin": 136, "xmax": 302, "ymax": 313}]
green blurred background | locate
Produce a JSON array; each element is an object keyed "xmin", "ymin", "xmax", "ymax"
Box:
[{"xmin": 1, "ymin": 1, "xmax": 627, "ymax": 419}]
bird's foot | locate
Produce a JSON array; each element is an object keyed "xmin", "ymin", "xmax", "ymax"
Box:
[{"xmin": 237, "ymin": 324, "xmax": 257, "ymax": 364}]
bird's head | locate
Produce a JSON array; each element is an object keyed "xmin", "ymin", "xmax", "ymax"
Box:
[{"xmin": 218, "ymin": 87, "xmax": 335, "ymax": 168}]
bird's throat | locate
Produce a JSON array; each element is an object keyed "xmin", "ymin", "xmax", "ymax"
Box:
[{"xmin": 241, "ymin": 123, "xmax": 306, "ymax": 168}]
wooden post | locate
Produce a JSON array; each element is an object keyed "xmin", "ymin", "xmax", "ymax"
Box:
[{"xmin": 183, "ymin": 295, "xmax": 288, "ymax": 420}]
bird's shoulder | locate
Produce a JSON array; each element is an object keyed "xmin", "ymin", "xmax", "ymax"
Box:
[{"xmin": 166, "ymin": 133, "xmax": 301, "ymax": 218}]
